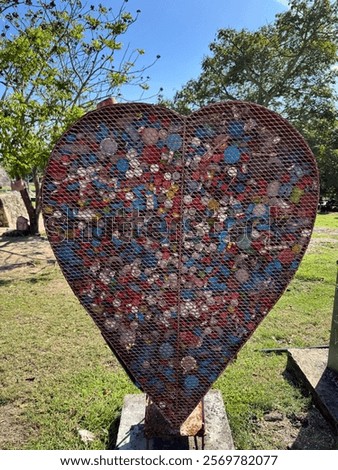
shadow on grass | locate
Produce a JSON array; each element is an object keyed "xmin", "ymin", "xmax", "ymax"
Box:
[
  {"xmin": 290, "ymin": 406, "xmax": 337, "ymax": 450},
  {"xmin": 282, "ymin": 369, "xmax": 337, "ymax": 449},
  {"xmin": 0, "ymin": 270, "xmax": 56, "ymax": 285},
  {"xmin": 0, "ymin": 397, "xmax": 13, "ymax": 406},
  {"xmin": 25, "ymin": 274, "xmax": 50, "ymax": 284},
  {"xmin": 106, "ymin": 415, "xmax": 121, "ymax": 450},
  {"xmin": 0, "ymin": 235, "xmax": 45, "ymax": 244}
]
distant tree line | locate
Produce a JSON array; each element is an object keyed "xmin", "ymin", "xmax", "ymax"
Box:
[
  {"xmin": 168, "ymin": 0, "xmax": 338, "ymax": 201},
  {"xmin": 0, "ymin": 0, "xmax": 337, "ymax": 236}
]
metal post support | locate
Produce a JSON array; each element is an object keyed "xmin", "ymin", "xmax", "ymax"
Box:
[{"xmin": 328, "ymin": 261, "xmax": 338, "ymax": 373}]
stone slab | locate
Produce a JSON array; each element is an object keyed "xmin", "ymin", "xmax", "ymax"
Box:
[
  {"xmin": 115, "ymin": 390, "xmax": 235, "ymax": 450},
  {"xmin": 287, "ymin": 348, "xmax": 338, "ymax": 434},
  {"xmin": 0, "ymin": 192, "xmax": 28, "ymax": 228},
  {"xmin": 327, "ymin": 264, "xmax": 338, "ymax": 374},
  {"xmin": 0, "ymin": 167, "xmax": 10, "ymax": 187},
  {"xmin": 203, "ymin": 389, "xmax": 235, "ymax": 450}
]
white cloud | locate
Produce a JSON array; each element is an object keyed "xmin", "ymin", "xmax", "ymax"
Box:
[{"xmin": 274, "ymin": 0, "xmax": 289, "ymax": 6}]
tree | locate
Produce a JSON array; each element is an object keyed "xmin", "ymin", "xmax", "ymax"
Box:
[
  {"xmin": 174, "ymin": 0, "xmax": 337, "ymax": 113},
  {"xmin": 173, "ymin": 0, "xmax": 338, "ymax": 197},
  {"xmin": 301, "ymin": 112, "xmax": 338, "ymax": 200},
  {"xmin": 0, "ymin": 0, "xmax": 159, "ymax": 234}
]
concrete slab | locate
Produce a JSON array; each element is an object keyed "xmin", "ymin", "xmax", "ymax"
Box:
[
  {"xmin": 115, "ymin": 390, "xmax": 235, "ymax": 450},
  {"xmin": 203, "ymin": 389, "xmax": 235, "ymax": 450},
  {"xmin": 115, "ymin": 394, "xmax": 148, "ymax": 450},
  {"xmin": 327, "ymin": 264, "xmax": 338, "ymax": 374},
  {"xmin": 287, "ymin": 348, "xmax": 338, "ymax": 434}
]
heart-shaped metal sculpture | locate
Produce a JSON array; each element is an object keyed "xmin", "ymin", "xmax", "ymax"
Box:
[{"xmin": 42, "ymin": 101, "xmax": 319, "ymax": 428}]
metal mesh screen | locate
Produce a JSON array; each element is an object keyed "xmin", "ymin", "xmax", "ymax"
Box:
[{"xmin": 42, "ymin": 101, "xmax": 319, "ymax": 428}]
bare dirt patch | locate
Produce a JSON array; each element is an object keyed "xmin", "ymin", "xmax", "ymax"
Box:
[
  {"xmin": 0, "ymin": 232, "xmax": 55, "ymax": 270},
  {"xmin": 313, "ymin": 227, "xmax": 338, "ymax": 235},
  {"xmin": 307, "ymin": 237, "xmax": 338, "ymax": 254},
  {"xmin": 255, "ymin": 407, "xmax": 337, "ymax": 449},
  {"xmin": 0, "ymin": 402, "xmax": 37, "ymax": 449}
]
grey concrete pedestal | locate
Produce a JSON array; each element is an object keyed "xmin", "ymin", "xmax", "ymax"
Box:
[
  {"xmin": 287, "ymin": 348, "xmax": 338, "ymax": 434},
  {"xmin": 115, "ymin": 390, "xmax": 235, "ymax": 450}
]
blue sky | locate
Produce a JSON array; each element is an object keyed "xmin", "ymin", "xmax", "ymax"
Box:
[{"xmin": 118, "ymin": 0, "xmax": 289, "ymax": 102}]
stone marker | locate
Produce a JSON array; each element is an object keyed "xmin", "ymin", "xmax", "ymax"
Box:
[
  {"xmin": 0, "ymin": 167, "xmax": 10, "ymax": 187},
  {"xmin": 328, "ymin": 262, "xmax": 338, "ymax": 373},
  {"xmin": 0, "ymin": 192, "xmax": 28, "ymax": 228}
]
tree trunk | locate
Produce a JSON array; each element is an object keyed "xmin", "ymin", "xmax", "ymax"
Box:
[{"xmin": 20, "ymin": 186, "xmax": 40, "ymax": 235}]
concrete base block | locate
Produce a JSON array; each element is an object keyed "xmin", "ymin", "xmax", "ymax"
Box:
[
  {"xmin": 115, "ymin": 390, "xmax": 235, "ymax": 450},
  {"xmin": 287, "ymin": 348, "xmax": 338, "ymax": 434}
]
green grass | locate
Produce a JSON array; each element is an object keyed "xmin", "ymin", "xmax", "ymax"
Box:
[
  {"xmin": 0, "ymin": 269, "xmax": 138, "ymax": 450},
  {"xmin": 0, "ymin": 213, "xmax": 337, "ymax": 449},
  {"xmin": 314, "ymin": 212, "xmax": 338, "ymax": 230},
  {"xmin": 216, "ymin": 213, "xmax": 338, "ymax": 448}
]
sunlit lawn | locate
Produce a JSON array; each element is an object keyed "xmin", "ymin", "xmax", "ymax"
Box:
[{"xmin": 0, "ymin": 213, "xmax": 337, "ymax": 449}]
